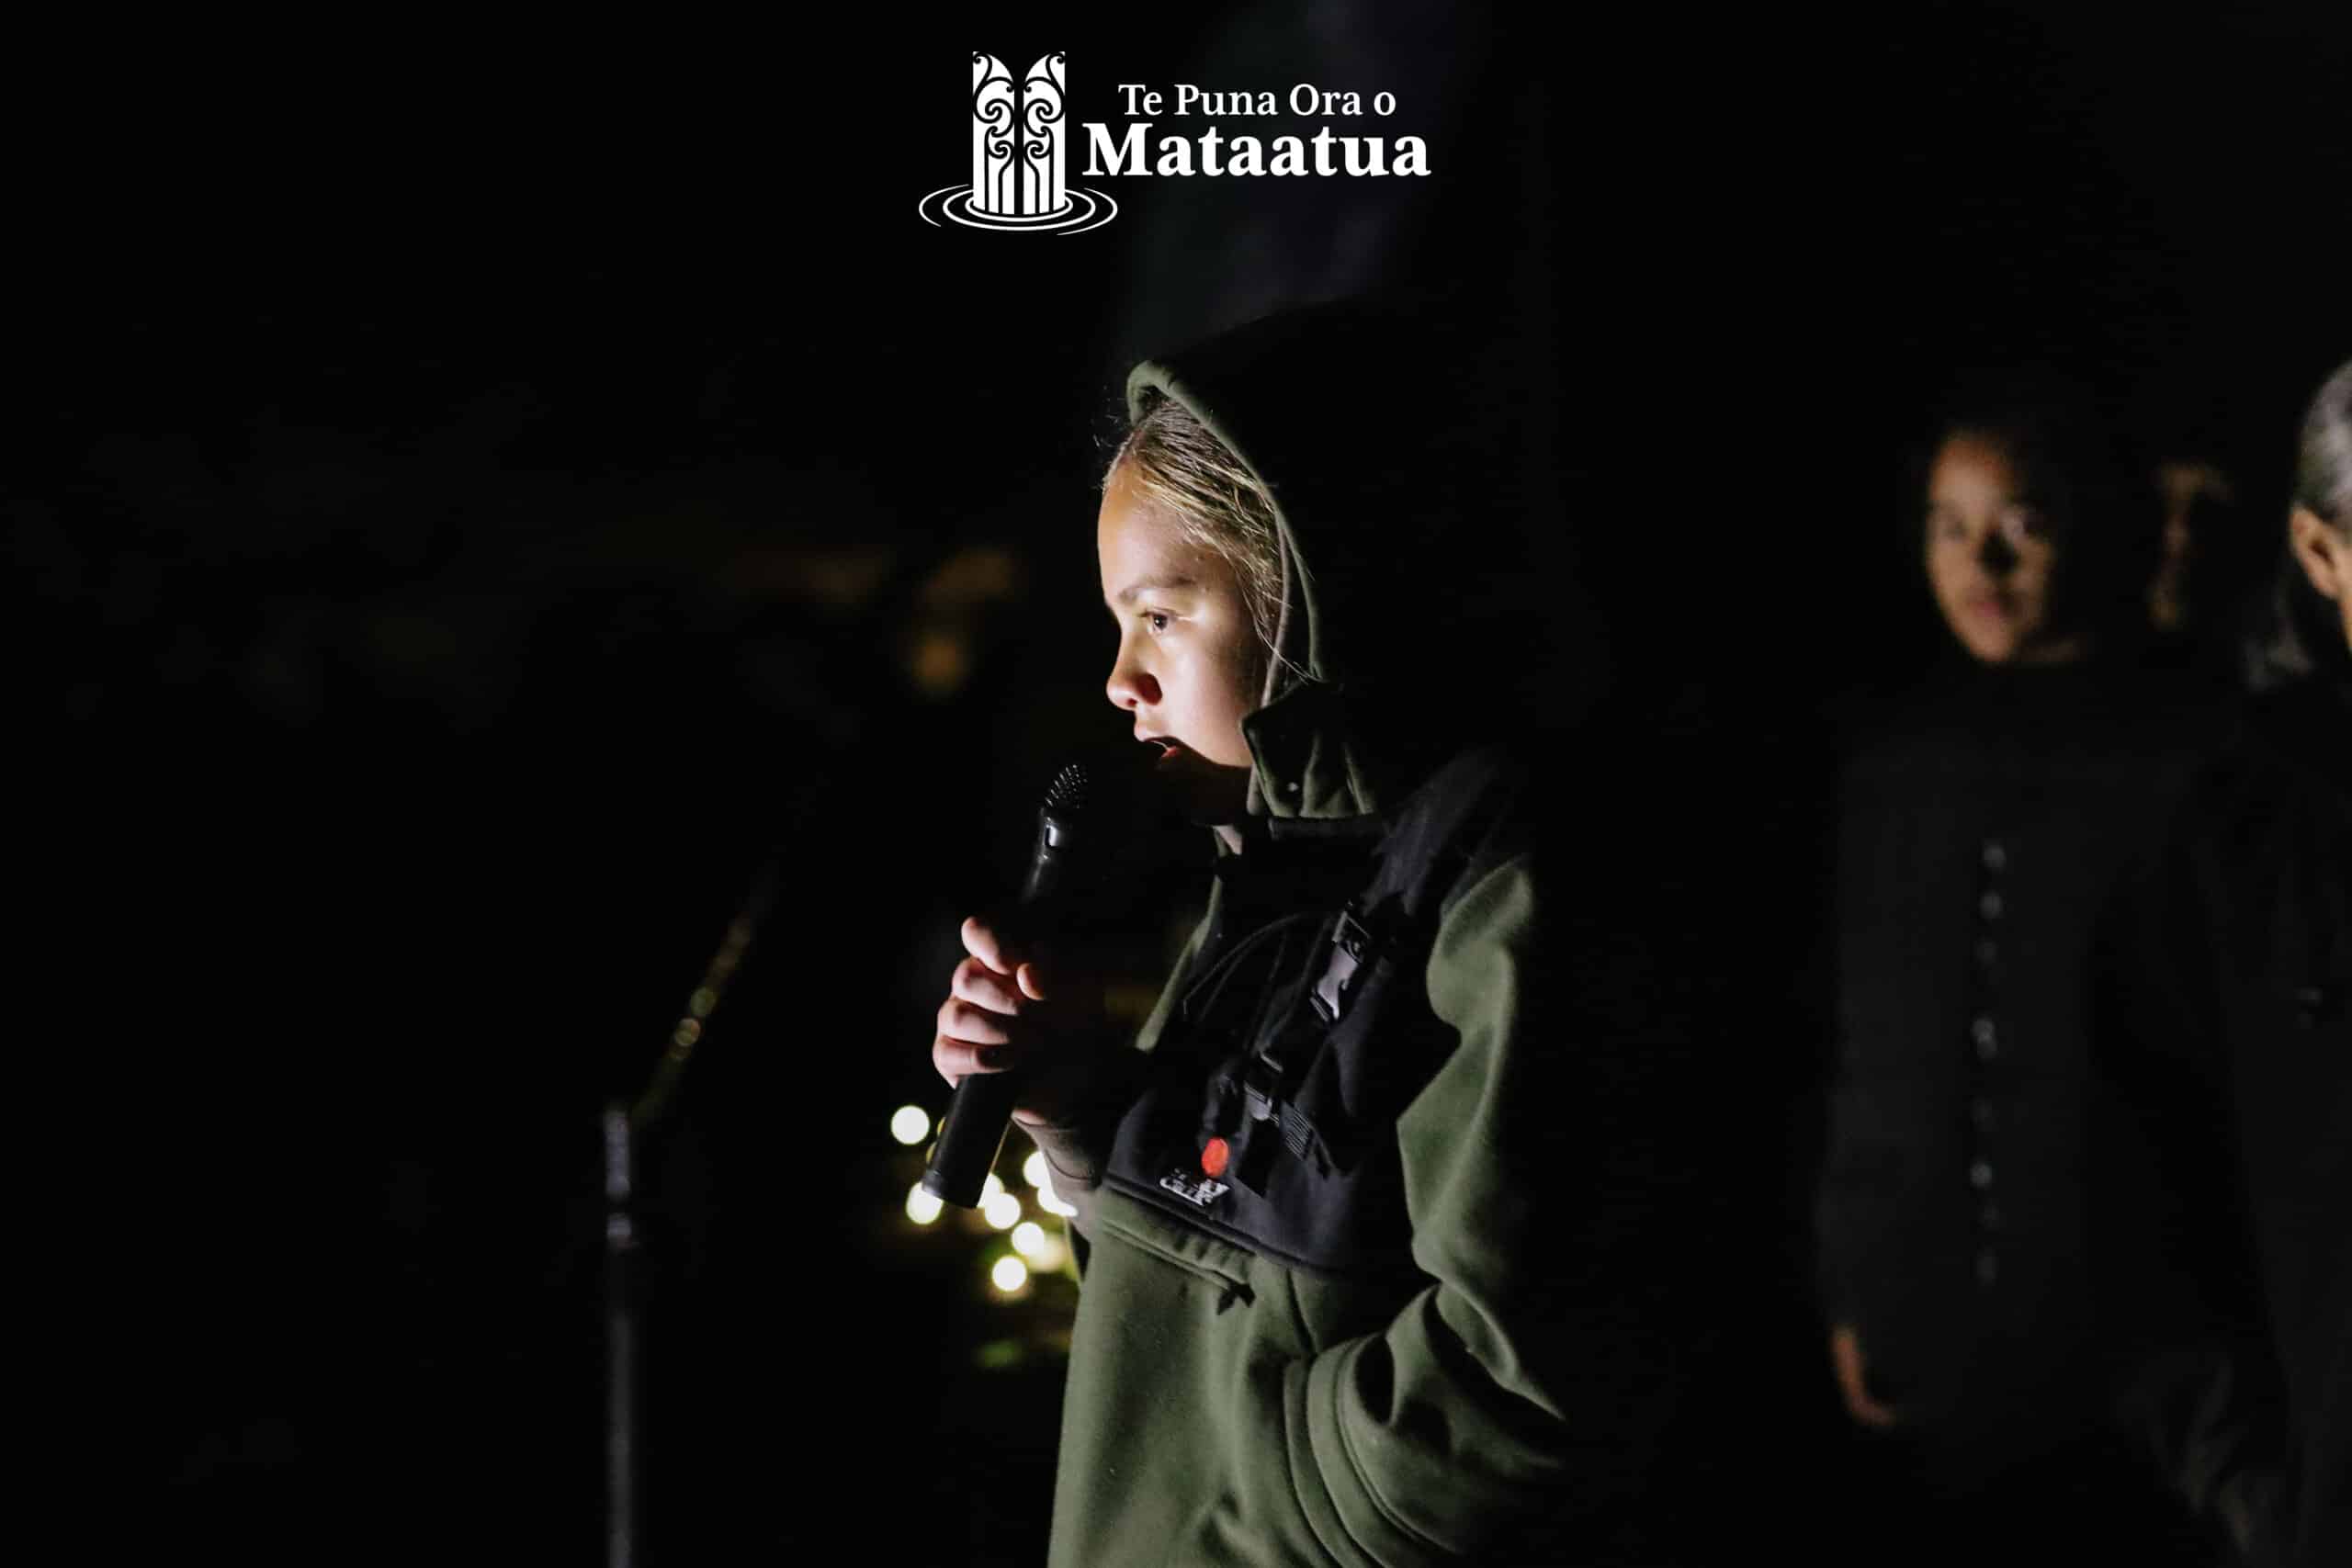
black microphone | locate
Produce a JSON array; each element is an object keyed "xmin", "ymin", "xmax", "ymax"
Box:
[{"xmin": 922, "ymin": 760, "xmax": 1107, "ymax": 1209}]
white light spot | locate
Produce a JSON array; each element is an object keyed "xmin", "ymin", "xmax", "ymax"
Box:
[
  {"xmin": 982, "ymin": 1190, "xmax": 1022, "ymax": 1230},
  {"xmin": 1011, "ymin": 1221, "xmax": 1047, "ymax": 1258},
  {"xmin": 982, "ymin": 1173, "xmax": 1006, "ymax": 1203},
  {"xmin": 905, "ymin": 1184, "xmax": 944, "ymax": 1225},
  {"xmin": 890, "ymin": 1105, "xmax": 932, "ymax": 1145},
  {"xmin": 990, "ymin": 1256, "xmax": 1029, "ymax": 1293},
  {"xmin": 1022, "ymin": 1149, "xmax": 1049, "ymax": 1189}
]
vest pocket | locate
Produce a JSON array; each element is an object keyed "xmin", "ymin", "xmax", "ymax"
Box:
[{"xmin": 1094, "ymin": 1190, "xmax": 1260, "ymax": 1310}]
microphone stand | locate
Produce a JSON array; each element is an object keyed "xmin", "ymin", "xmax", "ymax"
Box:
[{"xmin": 605, "ymin": 860, "xmax": 777, "ymax": 1568}]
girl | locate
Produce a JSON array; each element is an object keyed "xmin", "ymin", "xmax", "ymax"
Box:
[
  {"xmin": 931, "ymin": 299, "xmax": 1688, "ymax": 1567},
  {"xmin": 1814, "ymin": 382, "xmax": 2220, "ymax": 1554}
]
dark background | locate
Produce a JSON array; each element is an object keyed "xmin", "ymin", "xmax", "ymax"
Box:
[{"xmin": 10, "ymin": 3, "xmax": 2347, "ymax": 1561}]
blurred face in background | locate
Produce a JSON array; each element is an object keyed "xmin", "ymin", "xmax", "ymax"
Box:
[
  {"xmin": 1924, "ymin": 431, "xmax": 2084, "ymax": 665},
  {"xmin": 2149, "ymin": 458, "xmax": 2237, "ymax": 633}
]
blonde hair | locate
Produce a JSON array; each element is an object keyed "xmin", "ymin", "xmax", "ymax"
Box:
[{"xmin": 1108, "ymin": 391, "xmax": 1289, "ymax": 685}]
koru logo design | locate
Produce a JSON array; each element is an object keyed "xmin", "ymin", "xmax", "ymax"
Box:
[{"xmin": 917, "ymin": 51, "xmax": 1118, "ymax": 233}]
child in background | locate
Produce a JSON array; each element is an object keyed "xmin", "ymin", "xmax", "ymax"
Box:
[{"xmin": 1815, "ymin": 379, "xmax": 2219, "ymax": 1559}]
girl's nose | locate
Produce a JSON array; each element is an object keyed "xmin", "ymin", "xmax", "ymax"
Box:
[
  {"xmin": 1976, "ymin": 529, "xmax": 2019, "ymax": 576},
  {"xmin": 1105, "ymin": 655, "xmax": 1159, "ymax": 711}
]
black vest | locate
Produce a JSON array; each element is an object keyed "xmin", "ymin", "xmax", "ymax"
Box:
[{"xmin": 1101, "ymin": 746, "xmax": 1526, "ymax": 1279}]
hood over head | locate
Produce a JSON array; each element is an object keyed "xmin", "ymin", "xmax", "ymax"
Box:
[{"xmin": 1123, "ymin": 296, "xmax": 1579, "ymax": 822}]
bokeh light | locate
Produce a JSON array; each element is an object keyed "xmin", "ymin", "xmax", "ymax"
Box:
[
  {"xmin": 989, "ymin": 1256, "xmax": 1029, "ymax": 1293},
  {"xmin": 1022, "ymin": 1149, "xmax": 1049, "ymax": 1189},
  {"xmin": 982, "ymin": 1190, "xmax": 1022, "ymax": 1230},
  {"xmin": 889, "ymin": 1104, "xmax": 931, "ymax": 1145},
  {"xmin": 905, "ymin": 1183, "xmax": 944, "ymax": 1225},
  {"xmin": 1012, "ymin": 1221, "xmax": 1067, "ymax": 1272}
]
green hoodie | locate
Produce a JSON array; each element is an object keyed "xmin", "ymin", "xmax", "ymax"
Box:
[{"xmin": 1045, "ymin": 304, "xmax": 1678, "ymax": 1567}]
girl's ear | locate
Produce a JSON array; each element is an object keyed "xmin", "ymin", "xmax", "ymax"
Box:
[{"xmin": 2289, "ymin": 507, "xmax": 2348, "ymax": 604}]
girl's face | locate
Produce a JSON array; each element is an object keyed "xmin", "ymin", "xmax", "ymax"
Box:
[
  {"xmin": 1924, "ymin": 431, "xmax": 2077, "ymax": 665},
  {"xmin": 1098, "ymin": 460, "xmax": 1261, "ymax": 824}
]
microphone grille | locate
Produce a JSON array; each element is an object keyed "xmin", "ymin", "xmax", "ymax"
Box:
[{"xmin": 1042, "ymin": 761, "xmax": 1089, "ymax": 817}]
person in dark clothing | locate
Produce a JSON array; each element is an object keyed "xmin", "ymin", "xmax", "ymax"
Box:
[
  {"xmin": 2094, "ymin": 356, "xmax": 2352, "ymax": 1567},
  {"xmin": 1814, "ymin": 381, "xmax": 2218, "ymax": 1557}
]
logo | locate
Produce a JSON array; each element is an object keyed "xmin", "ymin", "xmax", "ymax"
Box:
[
  {"xmin": 1159, "ymin": 1166, "xmax": 1230, "ymax": 1209},
  {"xmin": 917, "ymin": 52, "xmax": 1119, "ymax": 234}
]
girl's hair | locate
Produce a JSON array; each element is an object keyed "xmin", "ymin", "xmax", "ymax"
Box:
[
  {"xmin": 1107, "ymin": 389, "xmax": 1289, "ymax": 683},
  {"xmin": 2246, "ymin": 356, "xmax": 2352, "ymax": 688}
]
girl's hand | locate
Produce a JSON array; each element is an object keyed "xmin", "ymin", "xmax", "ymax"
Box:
[
  {"xmin": 933, "ymin": 914, "xmax": 1108, "ymax": 1131},
  {"xmin": 1828, "ymin": 1323, "xmax": 1899, "ymax": 1429}
]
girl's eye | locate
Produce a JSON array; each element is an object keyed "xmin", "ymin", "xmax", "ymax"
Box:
[
  {"xmin": 1144, "ymin": 610, "xmax": 1172, "ymax": 634},
  {"xmin": 2000, "ymin": 508, "xmax": 2047, "ymax": 544}
]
